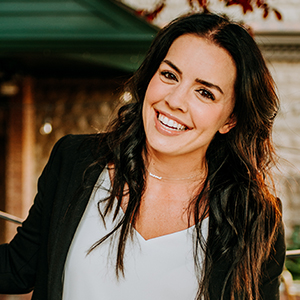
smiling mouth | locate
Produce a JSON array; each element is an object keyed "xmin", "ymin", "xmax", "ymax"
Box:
[{"xmin": 157, "ymin": 113, "xmax": 187, "ymax": 131}]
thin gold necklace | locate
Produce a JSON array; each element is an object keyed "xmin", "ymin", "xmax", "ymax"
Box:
[{"xmin": 145, "ymin": 165, "xmax": 207, "ymax": 181}]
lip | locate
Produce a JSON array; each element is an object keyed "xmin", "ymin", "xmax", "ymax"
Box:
[{"xmin": 154, "ymin": 109, "xmax": 190, "ymax": 136}]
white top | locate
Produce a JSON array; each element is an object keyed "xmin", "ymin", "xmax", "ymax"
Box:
[{"xmin": 62, "ymin": 167, "xmax": 208, "ymax": 300}]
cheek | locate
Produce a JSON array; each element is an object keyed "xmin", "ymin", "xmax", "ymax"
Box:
[
  {"xmin": 142, "ymin": 99, "xmax": 149, "ymax": 130},
  {"xmin": 142, "ymin": 90, "xmax": 155, "ymax": 127},
  {"xmin": 144, "ymin": 74, "xmax": 163, "ymax": 104},
  {"xmin": 142, "ymin": 80, "xmax": 155, "ymax": 120},
  {"xmin": 191, "ymin": 105, "xmax": 231, "ymax": 131}
]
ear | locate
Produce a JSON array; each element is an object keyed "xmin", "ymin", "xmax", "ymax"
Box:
[{"xmin": 219, "ymin": 113, "xmax": 236, "ymax": 134}]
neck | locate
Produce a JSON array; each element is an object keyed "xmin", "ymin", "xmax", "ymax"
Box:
[{"xmin": 144, "ymin": 150, "xmax": 207, "ymax": 183}]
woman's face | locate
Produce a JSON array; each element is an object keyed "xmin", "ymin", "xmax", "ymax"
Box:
[{"xmin": 142, "ymin": 34, "xmax": 236, "ymax": 161}]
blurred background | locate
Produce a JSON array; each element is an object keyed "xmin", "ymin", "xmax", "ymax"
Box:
[{"xmin": 0, "ymin": 0, "xmax": 300, "ymax": 299}]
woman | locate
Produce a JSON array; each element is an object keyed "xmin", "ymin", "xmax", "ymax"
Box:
[{"xmin": 0, "ymin": 13, "xmax": 285, "ymax": 300}]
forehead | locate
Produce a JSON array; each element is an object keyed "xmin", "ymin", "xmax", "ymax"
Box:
[{"xmin": 163, "ymin": 34, "xmax": 237, "ymax": 88}]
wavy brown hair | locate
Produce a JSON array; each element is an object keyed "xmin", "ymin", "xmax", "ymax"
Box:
[{"xmin": 88, "ymin": 13, "xmax": 282, "ymax": 300}]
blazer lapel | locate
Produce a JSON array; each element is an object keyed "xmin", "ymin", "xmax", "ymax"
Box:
[{"xmin": 47, "ymin": 152, "xmax": 103, "ymax": 300}]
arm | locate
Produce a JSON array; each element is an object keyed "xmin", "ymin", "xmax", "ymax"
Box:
[
  {"xmin": 208, "ymin": 219, "xmax": 286, "ymax": 300},
  {"xmin": 0, "ymin": 135, "xmax": 71, "ymax": 294},
  {"xmin": 259, "ymin": 221, "xmax": 286, "ymax": 300}
]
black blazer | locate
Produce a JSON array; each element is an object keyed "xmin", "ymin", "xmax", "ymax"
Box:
[{"xmin": 0, "ymin": 134, "xmax": 286, "ymax": 300}]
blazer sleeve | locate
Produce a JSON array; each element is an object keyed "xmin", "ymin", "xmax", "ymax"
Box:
[
  {"xmin": 208, "ymin": 220, "xmax": 286, "ymax": 300},
  {"xmin": 259, "ymin": 220, "xmax": 286, "ymax": 300},
  {"xmin": 0, "ymin": 135, "xmax": 73, "ymax": 294}
]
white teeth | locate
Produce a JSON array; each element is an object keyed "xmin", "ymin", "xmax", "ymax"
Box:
[{"xmin": 158, "ymin": 113, "xmax": 186, "ymax": 131}]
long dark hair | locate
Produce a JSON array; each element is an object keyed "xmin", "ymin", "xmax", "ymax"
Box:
[{"xmin": 89, "ymin": 13, "xmax": 281, "ymax": 300}]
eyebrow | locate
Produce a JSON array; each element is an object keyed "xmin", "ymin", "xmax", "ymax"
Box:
[
  {"xmin": 162, "ymin": 59, "xmax": 224, "ymax": 95},
  {"xmin": 163, "ymin": 59, "xmax": 182, "ymax": 75},
  {"xmin": 195, "ymin": 78, "xmax": 224, "ymax": 95}
]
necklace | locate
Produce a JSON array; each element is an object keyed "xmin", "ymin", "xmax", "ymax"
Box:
[{"xmin": 146, "ymin": 165, "xmax": 207, "ymax": 181}]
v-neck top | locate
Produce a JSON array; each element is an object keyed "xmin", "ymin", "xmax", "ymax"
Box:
[{"xmin": 62, "ymin": 167, "xmax": 209, "ymax": 300}]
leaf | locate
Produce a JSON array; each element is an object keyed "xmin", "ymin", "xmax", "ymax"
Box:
[
  {"xmin": 135, "ymin": 10, "xmax": 144, "ymax": 16},
  {"xmin": 226, "ymin": 0, "xmax": 253, "ymax": 14},
  {"xmin": 273, "ymin": 9, "xmax": 282, "ymax": 20},
  {"xmin": 197, "ymin": 0, "xmax": 208, "ymax": 6},
  {"xmin": 136, "ymin": 2, "xmax": 165, "ymax": 21},
  {"xmin": 256, "ymin": 0, "xmax": 264, "ymax": 7},
  {"xmin": 197, "ymin": 0, "xmax": 209, "ymax": 11},
  {"xmin": 263, "ymin": 7, "xmax": 269, "ymax": 18}
]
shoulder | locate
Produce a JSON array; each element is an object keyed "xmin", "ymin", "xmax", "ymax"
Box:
[
  {"xmin": 51, "ymin": 134, "xmax": 97, "ymax": 155},
  {"xmin": 48, "ymin": 133, "xmax": 104, "ymax": 163},
  {"xmin": 261, "ymin": 198, "xmax": 286, "ymax": 279},
  {"xmin": 269, "ymin": 218, "xmax": 286, "ymax": 271},
  {"xmin": 258, "ymin": 219, "xmax": 285, "ymax": 299},
  {"xmin": 41, "ymin": 133, "xmax": 107, "ymax": 183}
]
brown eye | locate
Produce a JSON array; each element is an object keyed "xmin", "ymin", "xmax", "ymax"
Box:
[
  {"xmin": 161, "ymin": 71, "xmax": 178, "ymax": 82},
  {"xmin": 197, "ymin": 89, "xmax": 215, "ymax": 101}
]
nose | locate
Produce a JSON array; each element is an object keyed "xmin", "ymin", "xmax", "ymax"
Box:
[{"xmin": 164, "ymin": 85, "xmax": 188, "ymax": 113}]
